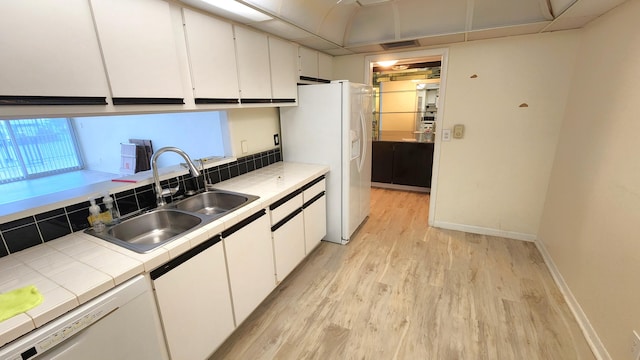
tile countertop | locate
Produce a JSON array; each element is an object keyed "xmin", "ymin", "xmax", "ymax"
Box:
[{"xmin": 0, "ymin": 162, "xmax": 329, "ymax": 348}]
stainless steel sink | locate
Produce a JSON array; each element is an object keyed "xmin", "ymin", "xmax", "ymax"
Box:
[
  {"xmin": 170, "ymin": 190, "xmax": 259, "ymax": 216},
  {"xmin": 87, "ymin": 209, "xmax": 205, "ymax": 253},
  {"xmin": 86, "ymin": 190, "xmax": 259, "ymax": 253}
]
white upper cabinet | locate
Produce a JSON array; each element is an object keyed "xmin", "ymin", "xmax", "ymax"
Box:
[
  {"xmin": 268, "ymin": 37, "xmax": 298, "ymax": 101},
  {"xmin": 182, "ymin": 9, "xmax": 240, "ymax": 103},
  {"xmin": 90, "ymin": 0, "xmax": 184, "ymax": 103},
  {"xmin": 318, "ymin": 52, "xmax": 333, "ymax": 82},
  {"xmin": 234, "ymin": 26, "xmax": 272, "ymax": 101},
  {"xmin": 0, "ymin": 0, "xmax": 108, "ymax": 102},
  {"xmin": 298, "ymin": 46, "xmax": 333, "ymax": 83},
  {"xmin": 298, "ymin": 47, "xmax": 319, "ymax": 82}
]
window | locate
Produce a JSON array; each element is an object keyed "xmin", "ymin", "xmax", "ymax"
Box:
[{"xmin": 0, "ymin": 118, "xmax": 83, "ymax": 184}]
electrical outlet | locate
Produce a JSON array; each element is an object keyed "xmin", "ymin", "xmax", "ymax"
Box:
[
  {"xmin": 241, "ymin": 140, "xmax": 248, "ymax": 154},
  {"xmin": 632, "ymin": 330, "xmax": 640, "ymax": 360},
  {"xmin": 274, "ymin": 134, "xmax": 280, "ymax": 146}
]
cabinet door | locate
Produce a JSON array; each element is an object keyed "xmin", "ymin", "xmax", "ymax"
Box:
[
  {"xmin": 0, "ymin": 0, "xmax": 108, "ymax": 98},
  {"xmin": 183, "ymin": 9, "xmax": 239, "ymax": 103},
  {"xmin": 90, "ymin": 0, "xmax": 184, "ymax": 101},
  {"xmin": 268, "ymin": 37, "xmax": 298, "ymax": 101},
  {"xmin": 318, "ymin": 52, "xmax": 333, "ymax": 82},
  {"xmin": 234, "ymin": 26, "xmax": 272, "ymax": 101},
  {"xmin": 393, "ymin": 142, "xmax": 432, "ymax": 187},
  {"xmin": 371, "ymin": 142, "xmax": 394, "ymax": 183},
  {"xmin": 223, "ymin": 210, "xmax": 275, "ymax": 324},
  {"xmin": 304, "ymin": 194, "xmax": 326, "ymax": 254},
  {"xmin": 152, "ymin": 238, "xmax": 235, "ymax": 360},
  {"xmin": 298, "ymin": 47, "xmax": 318, "ymax": 81},
  {"xmin": 272, "ymin": 210, "xmax": 305, "ymax": 282}
]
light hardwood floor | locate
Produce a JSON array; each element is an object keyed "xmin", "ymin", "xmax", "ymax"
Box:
[{"xmin": 211, "ymin": 188, "xmax": 595, "ymax": 359}]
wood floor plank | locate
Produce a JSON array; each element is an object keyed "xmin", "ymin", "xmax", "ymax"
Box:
[{"xmin": 210, "ymin": 188, "xmax": 594, "ymax": 360}]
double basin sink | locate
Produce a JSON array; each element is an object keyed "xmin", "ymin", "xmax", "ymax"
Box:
[{"xmin": 86, "ymin": 190, "xmax": 259, "ymax": 253}]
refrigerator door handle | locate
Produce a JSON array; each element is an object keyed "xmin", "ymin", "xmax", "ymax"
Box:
[{"xmin": 358, "ymin": 111, "xmax": 367, "ymax": 172}]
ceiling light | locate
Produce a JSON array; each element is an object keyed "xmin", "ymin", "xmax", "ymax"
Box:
[
  {"xmin": 200, "ymin": 0, "xmax": 272, "ymax": 22},
  {"xmin": 377, "ymin": 60, "xmax": 398, "ymax": 67}
]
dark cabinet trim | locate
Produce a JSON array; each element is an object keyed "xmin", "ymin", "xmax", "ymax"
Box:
[
  {"xmin": 271, "ymin": 207, "xmax": 303, "ymax": 232},
  {"xmin": 150, "ymin": 235, "xmax": 222, "ymax": 280},
  {"xmin": 195, "ymin": 98, "xmax": 239, "ymax": 104},
  {"xmin": 299, "ymin": 76, "xmax": 331, "ymax": 84},
  {"xmin": 271, "ymin": 98, "xmax": 296, "ymax": 103},
  {"xmin": 221, "ymin": 209, "xmax": 266, "ymax": 238},
  {"xmin": 269, "ymin": 189, "xmax": 302, "ymax": 211},
  {"xmin": 0, "ymin": 95, "xmax": 108, "ymax": 106},
  {"xmin": 303, "ymin": 191, "xmax": 325, "ymax": 209},
  {"xmin": 301, "ymin": 175, "xmax": 325, "ymax": 191},
  {"xmin": 240, "ymin": 98, "xmax": 272, "ymax": 104},
  {"xmin": 112, "ymin": 97, "xmax": 184, "ymax": 105}
]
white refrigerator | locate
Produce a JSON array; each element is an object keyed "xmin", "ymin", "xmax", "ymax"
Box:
[{"xmin": 280, "ymin": 80, "xmax": 372, "ymax": 244}]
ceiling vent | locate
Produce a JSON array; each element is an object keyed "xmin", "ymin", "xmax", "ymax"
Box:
[{"xmin": 380, "ymin": 40, "xmax": 420, "ymax": 50}]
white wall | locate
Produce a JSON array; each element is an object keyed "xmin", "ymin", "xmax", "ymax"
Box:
[
  {"xmin": 334, "ymin": 31, "xmax": 580, "ymax": 238},
  {"xmin": 434, "ymin": 32, "xmax": 580, "ymax": 237},
  {"xmin": 226, "ymin": 107, "xmax": 280, "ymax": 157},
  {"xmin": 74, "ymin": 111, "xmax": 226, "ymax": 173},
  {"xmin": 538, "ymin": 0, "xmax": 640, "ymax": 358}
]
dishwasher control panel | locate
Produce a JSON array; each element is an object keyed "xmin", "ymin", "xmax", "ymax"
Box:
[{"xmin": 4, "ymin": 308, "xmax": 110, "ymax": 360}]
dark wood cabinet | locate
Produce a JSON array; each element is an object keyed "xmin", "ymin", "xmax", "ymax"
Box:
[{"xmin": 371, "ymin": 141, "xmax": 434, "ymax": 188}]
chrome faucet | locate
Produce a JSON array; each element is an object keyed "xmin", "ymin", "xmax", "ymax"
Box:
[{"xmin": 151, "ymin": 147, "xmax": 201, "ymax": 207}]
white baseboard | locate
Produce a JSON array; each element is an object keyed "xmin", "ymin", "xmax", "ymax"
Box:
[
  {"xmin": 534, "ymin": 239, "xmax": 611, "ymax": 360},
  {"xmin": 432, "ymin": 221, "xmax": 537, "ymax": 242}
]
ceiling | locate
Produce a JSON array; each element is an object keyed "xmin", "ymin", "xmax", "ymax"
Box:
[{"xmin": 179, "ymin": 0, "xmax": 629, "ymax": 55}]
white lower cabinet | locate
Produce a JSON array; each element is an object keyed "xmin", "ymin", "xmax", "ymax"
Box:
[
  {"xmin": 151, "ymin": 235, "xmax": 234, "ymax": 360},
  {"xmin": 303, "ymin": 193, "xmax": 327, "ymax": 254},
  {"xmin": 302, "ymin": 177, "xmax": 327, "ymax": 253},
  {"xmin": 272, "ymin": 209, "xmax": 305, "ymax": 282},
  {"xmin": 223, "ymin": 210, "xmax": 275, "ymax": 325}
]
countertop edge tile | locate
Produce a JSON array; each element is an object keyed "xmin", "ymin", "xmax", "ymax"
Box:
[{"xmin": 0, "ymin": 314, "xmax": 34, "ymax": 348}]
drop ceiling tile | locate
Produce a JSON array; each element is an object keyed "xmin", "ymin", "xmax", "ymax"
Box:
[
  {"xmin": 550, "ymin": 0, "xmax": 577, "ymax": 16},
  {"xmin": 397, "ymin": 0, "xmax": 468, "ymax": 38},
  {"xmin": 467, "ymin": 22, "xmax": 551, "ymax": 41},
  {"xmin": 472, "ymin": 0, "xmax": 552, "ymax": 30},
  {"xmin": 346, "ymin": 3, "xmax": 396, "ymax": 45},
  {"xmin": 249, "ymin": 19, "xmax": 312, "ymax": 40},
  {"xmin": 544, "ymin": 15, "xmax": 597, "ymax": 31},
  {"xmin": 417, "ymin": 33, "xmax": 467, "ymax": 47},
  {"xmin": 295, "ymin": 36, "xmax": 340, "ymax": 50},
  {"xmin": 324, "ymin": 48, "xmax": 355, "ymax": 56},
  {"xmin": 345, "ymin": 44, "xmax": 385, "ymax": 53},
  {"xmin": 560, "ymin": 0, "xmax": 627, "ymax": 17}
]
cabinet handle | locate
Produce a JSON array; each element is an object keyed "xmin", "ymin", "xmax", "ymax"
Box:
[
  {"xmin": 195, "ymin": 98, "xmax": 239, "ymax": 104},
  {"xmin": 221, "ymin": 209, "xmax": 266, "ymax": 238},
  {"xmin": 271, "ymin": 207, "xmax": 302, "ymax": 232},
  {"xmin": 239, "ymin": 98, "xmax": 271, "ymax": 104},
  {"xmin": 300, "ymin": 176, "xmax": 325, "ymax": 191},
  {"xmin": 303, "ymin": 191, "xmax": 325, "ymax": 209},
  {"xmin": 150, "ymin": 235, "xmax": 222, "ymax": 280},
  {"xmin": 0, "ymin": 95, "xmax": 107, "ymax": 106},
  {"xmin": 269, "ymin": 189, "xmax": 302, "ymax": 211},
  {"xmin": 112, "ymin": 97, "xmax": 184, "ymax": 105}
]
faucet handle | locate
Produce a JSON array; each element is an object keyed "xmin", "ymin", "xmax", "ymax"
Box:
[{"xmin": 160, "ymin": 184, "xmax": 180, "ymax": 197}]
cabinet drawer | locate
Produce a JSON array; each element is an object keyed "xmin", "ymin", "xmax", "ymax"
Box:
[
  {"xmin": 302, "ymin": 177, "xmax": 325, "ymax": 202},
  {"xmin": 270, "ymin": 192, "xmax": 303, "ymax": 225}
]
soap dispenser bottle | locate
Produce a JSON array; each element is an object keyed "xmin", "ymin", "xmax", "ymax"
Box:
[
  {"xmin": 102, "ymin": 192, "xmax": 120, "ymax": 224},
  {"xmin": 89, "ymin": 198, "xmax": 105, "ymax": 232}
]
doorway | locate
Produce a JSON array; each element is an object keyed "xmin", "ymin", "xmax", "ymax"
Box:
[{"xmin": 364, "ymin": 48, "xmax": 449, "ymax": 226}]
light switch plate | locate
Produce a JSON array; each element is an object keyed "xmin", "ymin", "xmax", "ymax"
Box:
[
  {"xmin": 241, "ymin": 140, "xmax": 248, "ymax": 154},
  {"xmin": 442, "ymin": 129, "xmax": 451, "ymax": 141},
  {"xmin": 453, "ymin": 124, "xmax": 465, "ymax": 139}
]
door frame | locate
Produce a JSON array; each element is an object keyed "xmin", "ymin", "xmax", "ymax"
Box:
[{"xmin": 364, "ymin": 47, "xmax": 449, "ymax": 227}]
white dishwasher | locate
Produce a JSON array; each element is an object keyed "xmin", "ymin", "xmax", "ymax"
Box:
[{"xmin": 0, "ymin": 275, "xmax": 169, "ymax": 360}]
